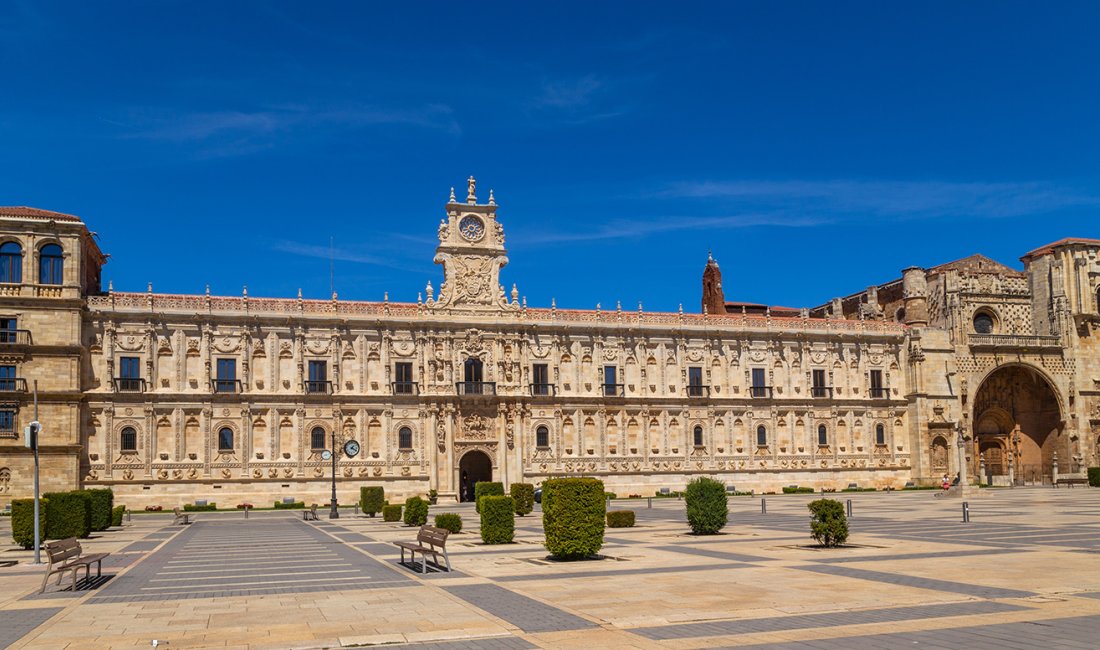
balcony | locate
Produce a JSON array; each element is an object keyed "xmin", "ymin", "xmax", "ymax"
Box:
[
  {"xmin": 869, "ymin": 387, "xmax": 890, "ymax": 399},
  {"xmin": 811, "ymin": 386, "xmax": 833, "ymax": 398},
  {"xmin": 749, "ymin": 386, "xmax": 773, "ymax": 398},
  {"xmin": 456, "ymin": 381, "xmax": 496, "ymax": 396},
  {"xmin": 601, "ymin": 383, "xmax": 625, "ymax": 397},
  {"xmin": 0, "ymin": 378, "xmax": 27, "ymax": 393},
  {"xmin": 392, "ymin": 381, "xmax": 419, "ymax": 396},
  {"xmin": 113, "ymin": 377, "xmax": 147, "ymax": 393},
  {"xmin": 211, "ymin": 378, "xmax": 242, "ymax": 394},
  {"xmin": 0, "ymin": 329, "xmax": 31, "ymax": 345},
  {"xmin": 968, "ymin": 334, "xmax": 1062, "ymax": 351},
  {"xmin": 530, "ymin": 383, "xmax": 556, "ymax": 397},
  {"xmin": 687, "ymin": 384, "xmax": 711, "ymax": 398},
  {"xmin": 305, "ymin": 380, "xmax": 332, "ymax": 394}
]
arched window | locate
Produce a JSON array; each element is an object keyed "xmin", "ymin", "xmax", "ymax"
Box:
[
  {"xmin": 817, "ymin": 423, "xmax": 828, "ymax": 446},
  {"xmin": 38, "ymin": 244, "xmax": 63, "ymax": 285},
  {"xmin": 120, "ymin": 426, "xmax": 137, "ymax": 452},
  {"xmin": 875, "ymin": 423, "xmax": 886, "ymax": 446},
  {"xmin": 693, "ymin": 425, "xmax": 704, "ymax": 447},
  {"xmin": 310, "ymin": 426, "xmax": 326, "ymax": 450},
  {"xmin": 973, "ymin": 311, "xmax": 994, "ymax": 334},
  {"xmin": 398, "ymin": 426, "xmax": 413, "ymax": 449},
  {"xmin": 756, "ymin": 424, "xmax": 767, "ymax": 447},
  {"xmin": 536, "ymin": 425, "xmax": 549, "ymax": 448},
  {"xmin": 0, "ymin": 242, "xmax": 22, "ymax": 283},
  {"xmin": 218, "ymin": 427, "xmax": 234, "ymax": 451}
]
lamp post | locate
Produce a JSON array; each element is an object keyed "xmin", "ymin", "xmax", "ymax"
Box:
[
  {"xmin": 329, "ymin": 428, "xmax": 339, "ymax": 519},
  {"xmin": 955, "ymin": 421, "xmax": 970, "ymax": 488}
]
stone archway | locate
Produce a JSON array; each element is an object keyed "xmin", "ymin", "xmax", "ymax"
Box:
[
  {"xmin": 458, "ymin": 449, "xmax": 492, "ymax": 502},
  {"xmin": 972, "ymin": 364, "xmax": 1063, "ymax": 485}
]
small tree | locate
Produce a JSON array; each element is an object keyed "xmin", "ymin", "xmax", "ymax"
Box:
[
  {"xmin": 474, "ymin": 481, "xmax": 504, "ymax": 513},
  {"xmin": 404, "ymin": 496, "xmax": 429, "ymax": 527},
  {"xmin": 11, "ymin": 498, "xmax": 47, "ymax": 549},
  {"xmin": 808, "ymin": 498, "xmax": 848, "ymax": 547},
  {"xmin": 360, "ymin": 486, "xmax": 385, "ymax": 517},
  {"xmin": 382, "ymin": 504, "xmax": 402, "ymax": 522},
  {"xmin": 480, "ymin": 495, "xmax": 515, "ymax": 544},
  {"xmin": 434, "ymin": 512, "xmax": 462, "ymax": 533},
  {"xmin": 542, "ymin": 477, "xmax": 605, "ymax": 559},
  {"xmin": 510, "ymin": 483, "xmax": 534, "ymax": 516},
  {"xmin": 685, "ymin": 477, "xmax": 728, "ymax": 534},
  {"xmin": 111, "ymin": 505, "xmax": 126, "ymax": 527}
]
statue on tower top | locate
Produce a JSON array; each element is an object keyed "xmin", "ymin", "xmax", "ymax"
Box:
[{"xmin": 466, "ymin": 176, "xmax": 477, "ymax": 204}]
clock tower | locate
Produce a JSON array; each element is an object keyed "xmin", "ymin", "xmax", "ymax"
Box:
[{"xmin": 431, "ymin": 177, "xmax": 519, "ymax": 313}]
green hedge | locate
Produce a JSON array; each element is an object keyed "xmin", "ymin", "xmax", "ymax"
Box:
[
  {"xmin": 606, "ymin": 510, "xmax": 635, "ymax": 528},
  {"xmin": 84, "ymin": 488, "xmax": 114, "ymax": 532},
  {"xmin": 1088, "ymin": 467, "xmax": 1100, "ymax": 487},
  {"xmin": 382, "ymin": 504, "xmax": 402, "ymax": 522},
  {"xmin": 475, "ymin": 481, "xmax": 504, "ymax": 513},
  {"xmin": 782, "ymin": 486, "xmax": 816, "ymax": 494},
  {"xmin": 111, "ymin": 505, "xmax": 126, "ymax": 527},
  {"xmin": 360, "ymin": 486, "xmax": 385, "ymax": 516},
  {"xmin": 685, "ymin": 477, "xmax": 728, "ymax": 534},
  {"xmin": 404, "ymin": 496, "xmax": 429, "ymax": 527},
  {"xmin": 479, "ymin": 495, "xmax": 515, "ymax": 544},
  {"xmin": 11, "ymin": 498, "xmax": 47, "ymax": 549},
  {"xmin": 808, "ymin": 498, "xmax": 849, "ymax": 547},
  {"xmin": 44, "ymin": 491, "xmax": 92, "ymax": 539},
  {"xmin": 434, "ymin": 512, "xmax": 462, "ymax": 533},
  {"xmin": 272, "ymin": 501, "xmax": 304, "ymax": 510},
  {"xmin": 510, "ymin": 483, "xmax": 534, "ymax": 516},
  {"xmin": 542, "ymin": 477, "xmax": 605, "ymax": 560},
  {"xmin": 184, "ymin": 503, "xmax": 218, "ymax": 511}
]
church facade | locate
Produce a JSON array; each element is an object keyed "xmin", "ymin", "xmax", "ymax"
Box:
[{"xmin": 1, "ymin": 179, "xmax": 1098, "ymax": 509}]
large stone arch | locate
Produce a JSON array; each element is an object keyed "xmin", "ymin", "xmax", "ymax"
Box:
[{"xmin": 972, "ymin": 363, "xmax": 1064, "ymax": 484}]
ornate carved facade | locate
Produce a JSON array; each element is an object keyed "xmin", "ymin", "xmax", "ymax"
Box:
[{"xmin": 0, "ymin": 186, "xmax": 1098, "ymax": 508}]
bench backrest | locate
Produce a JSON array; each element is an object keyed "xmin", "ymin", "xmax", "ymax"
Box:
[
  {"xmin": 45, "ymin": 538, "xmax": 82, "ymax": 565},
  {"xmin": 173, "ymin": 507, "xmax": 183, "ymax": 516},
  {"xmin": 417, "ymin": 525, "xmax": 450, "ymax": 549},
  {"xmin": 310, "ymin": 504, "xmax": 317, "ymax": 513}
]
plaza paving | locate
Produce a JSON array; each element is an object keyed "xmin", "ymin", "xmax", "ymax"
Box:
[{"xmin": 1, "ymin": 487, "xmax": 1099, "ymax": 649}]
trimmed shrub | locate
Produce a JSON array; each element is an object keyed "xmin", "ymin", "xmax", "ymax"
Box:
[
  {"xmin": 510, "ymin": 483, "xmax": 534, "ymax": 516},
  {"xmin": 44, "ymin": 491, "xmax": 92, "ymax": 539},
  {"xmin": 360, "ymin": 486, "xmax": 385, "ymax": 517},
  {"xmin": 272, "ymin": 501, "xmax": 304, "ymax": 510},
  {"xmin": 606, "ymin": 510, "xmax": 635, "ymax": 528},
  {"xmin": 479, "ymin": 495, "xmax": 515, "ymax": 544},
  {"xmin": 1088, "ymin": 467, "xmax": 1100, "ymax": 487},
  {"xmin": 808, "ymin": 498, "xmax": 849, "ymax": 547},
  {"xmin": 382, "ymin": 504, "xmax": 402, "ymax": 522},
  {"xmin": 434, "ymin": 512, "xmax": 463, "ymax": 533},
  {"xmin": 404, "ymin": 496, "xmax": 429, "ymax": 527},
  {"xmin": 685, "ymin": 477, "xmax": 728, "ymax": 535},
  {"xmin": 542, "ymin": 477, "xmax": 606, "ymax": 560},
  {"xmin": 184, "ymin": 502, "xmax": 218, "ymax": 511},
  {"xmin": 12, "ymin": 498, "xmax": 47, "ymax": 549},
  {"xmin": 111, "ymin": 505, "xmax": 126, "ymax": 527},
  {"xmin": 782, "ymin": 486, "xmax": 815, "ymax": 494},
  {"xmin": 85, "ymin": 488, "xmax": 114, "ymax": 531},
  {"xmin": 475, "ymin": 481, "xmax": 504, "ymax": 513}
]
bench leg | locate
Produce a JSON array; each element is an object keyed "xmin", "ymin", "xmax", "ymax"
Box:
[
  {"xmin": 422, "ymin": 553, "xmax": 428, "ymax": 574},
  {"xmin": 40, "ymin": 570, "xmax": 51, "ymax": 594},
  {"xmin": 443, "ymin": 548, "xmax": 451, "ymax": 572}
]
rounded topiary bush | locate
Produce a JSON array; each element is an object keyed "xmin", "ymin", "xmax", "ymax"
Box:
[
  {"xmin": 685, "ymin": 477, "xmax": 728, "ymax": 534},
  {"xmin": 1088, "ymin": 467, "xmax": 1100, "ymax": 487},
  {"xmin": 542, "ymin": 477, "xmax": 606, "ymax": 560},
  {"xmin": 360, "ymin": 486, "xmax": 385, "ymax": 517},
  {"xmin": 85, "ymin": 488, "xmax": 114, "ymax": 532},
  {"xmin": 808, "ymin": 498, "xmax": 849, "ymax": 547},
  {"xmin": 44, "ymin": 491, "xmax": 92, "ymax": 539},
  {"xmin": 111, "ymin": 505, "xmax": 126, "ymax": 527},
  {"xmin": 510, "ymin": 483, "xmax": 534, "ymax": 516},
  {"xmin": 434, "ymin": 512, "xmax": 462, "ymax": 533},
  {"xmin": 475, "ymin": 481, "xmax": 504, "ymax": 513},
  {"xmin": 606, "ymin": 510, "xmax": 635, "ymax": 528},
  {"xmin": 479, "ymin": 495, "xmax": 515, "ymax": 544},
  {"xmin": 11, "ymin": 498, "xmax": 47, "ymax": 549},
  {"xmin": 404, "ymin": 496, "xmax": 429, "ymax": 527},
  {"xmin": 382, "ymin": 504, "xmax": 402, "ymax": 522}
]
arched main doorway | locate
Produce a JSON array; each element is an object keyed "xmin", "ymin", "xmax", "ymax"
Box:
[
  {"xmin": 458, "ymin": 449, "xmax": 492, "ymax": 502},
  {"xmin": 972, "ymin": 364, "xmax": 1062, "ymax": 485}
]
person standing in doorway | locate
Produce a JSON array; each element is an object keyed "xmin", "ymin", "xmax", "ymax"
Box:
[{"xmin": 461, "ymin": 471, "xmax": 470, "ymax": 502}]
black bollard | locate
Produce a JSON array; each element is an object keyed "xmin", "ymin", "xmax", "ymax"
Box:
[
  {"xmin": 962, "ymin": 501, "xmax": 970, "ymax": 523},
  {"xmin": 244, "ymin": 504, "xmax": 249, "ymax": 519},
  {"xmin": 647, "ymin": 497, "xmax": 652, "ymax": 509},
  {"xmin": 761, "ymin": 497, "xmax": 767, "ymax": 514},
  {"xmin": 846, "ymin": 499, "xmax": 852, "ymax": 518}
]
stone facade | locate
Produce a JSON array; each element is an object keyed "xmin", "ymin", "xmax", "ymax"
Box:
[{"xmin": 1, "ymin": 182, "xmax": 1098, "ymax": 509}]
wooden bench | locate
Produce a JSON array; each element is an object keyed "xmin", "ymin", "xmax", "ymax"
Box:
[
  {"xmin": 1055, "ymin": 477, "xmax": 1089, "ymax": 488},
  {"xmin": 394, "ymin": 525, "xmax": 451, "ymax": 573},
  {"xmin": 41, "ymin": 538, "xmax": 110, "ymax": 593},
  {"xmin": 303, "ymin": 503, "xmax": 319, "ymax": 521},
  {"xmin": 173, "ymin": 507, "xmax": 192, "ymax": 525}
]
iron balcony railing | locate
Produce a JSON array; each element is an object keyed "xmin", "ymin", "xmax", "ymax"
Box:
[
  {"xmin": 530, "ymin": 383, "xmax": 556, "ymax": 397},
  {"xmin": 392, "ymin": 381, "xmax": 419, "ymax": 395},
  {"xmin": 811, "ymin": 386, "xmax": 833, "ymax": 398},
  {"xmin": 749, "ymin": 386, "xmax": 773, "ymax": 398},
  {"xmin": 0, "ymin": 329, "xmax": 31, "ymax": 345},
  {"xmin": 211, "ymin": 378, "xmax": 242, "ymax": 394},
  {"xmin": 687, "ymin": 384, "xmax": 711, "ymax": 397},
  {"xmin": 305, "ymin": 380, "xmax": 332, "ymax": 394},
  {"xmin": 869, "ymin": 387, "xmax": 890, "ymax": 399},
  {"xmin": 601, "ymin": 383, "xmax": 625, "ymax": 397},
  {"xmin": 0, "ymin": 378, "xmax": 27, "ymax": 393},
  {"xmin": 456, "ymin": 381, "xmax": 496, "ymax": 396},
  {"xmin": 113, "ymin": 377, "xmax": 147, "ymax": 393}
]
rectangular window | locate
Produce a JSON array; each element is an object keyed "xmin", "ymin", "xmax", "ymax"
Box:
[
  {"xmin": 751, "ymin": 368, "xmax": 769, "ymax": 398},
  {"xmin": 870, "ymin": 369, "xmax": 886, "ymax": 398},
  {"xmin": 394, "ymin": 361, "xmax": 415, "ymax": 394},
  {"xmin": 118, "ymin": 356, "xmax": 143, "ymax": 392},
  {"xmin": 688, "ymin": 367, "xmax": 706, "ymax": 396},
  {"xmin": 0, "ymin": 318, "xmax": 16, "ymax": 344},
  {"xmin": 532, "ymin": 363, "xmax": 550, "ymax": 396},
  {"xmin": 603, "ymin": 366, "xmax": 620, "ymax": 396},
  {"xmin": 811, "ymin": 369, "xmax": 830, "ymax": 398},
  {"xmin": 0, "ymin": 409, "xmax": 14, "ymax": 434},
  {"xmin": 0, "ymin": 365, "xmax": 16, "ymax": 392},
  {"xmin": 307, "ymin": 360, "xmax": 328, "ymax": 393},
  {"xmin": 215, "ymin": 358, "xmax": 237, "ymax": 393}
]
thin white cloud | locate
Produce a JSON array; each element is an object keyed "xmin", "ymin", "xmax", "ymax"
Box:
[
  {"xmin": 271, "ymin": 241, "xmax": 387, "ymax": 266},
  {"xmin": 527, "ymin": 75, "xmax": 630, "ymax": 125},
  {"xmin": 532, "ymin": 75, "xmax": 603, "ymax": 110},
  {"xmin": 514, "ymin": 213, "xmax": 825, "ymax": 245}
]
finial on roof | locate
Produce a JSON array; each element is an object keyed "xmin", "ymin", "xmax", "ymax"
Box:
[
  {"xmin": 488, "ymin": 189, "xmax": 496, "ymax": 205},
  {"xmin": 466, "ymin": 176, "xmax": 477, "ymax": 204},
  {"xmin": 425, "ymin": 280, "xmax": 434, "ymax": 301},
  {"xmin": 383, "ymin": 291, "xmax": 388, "ymax": 302},
  {"xmin": 297, "ymin": 288, "xmax": 302, "ymax": 299},
  {"xmin": 449, "ymin": 186, "xmax": 456, "ymax": 202},
  {"xmin": 108, "ymin": 279, "xmax": 113, "ymax": 293},
  {"xmin": 203, "ymin": 284, "xmax": 209, "ymax": 296},
  {"xmin": 551, "ymin": 297, "xmax": 556, "ymax": 309},
  {"xmin": 242, "ymin": 285, "xmax": 247, "ymax": 296},
  {"xmin": 148, "ymin": 282, "xmax": 153, "ymax": 293}
]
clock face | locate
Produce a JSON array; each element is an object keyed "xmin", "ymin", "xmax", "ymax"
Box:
[
  {"xmin": 343, "ymin": 439, "xmax": 361, "ymax": 458},
  {"xmin": 321, "ymin": 450, "xmax": 332, "ymax": 461},
  {"xmin": 458, "ymin": 215, "xmax": 485, "ymax": 241}
]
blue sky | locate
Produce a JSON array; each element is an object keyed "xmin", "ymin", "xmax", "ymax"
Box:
[{"xmin": 1, "ymin": 1, "xmax": 1098, "ymax": 311}]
